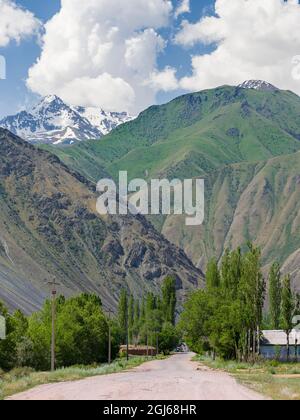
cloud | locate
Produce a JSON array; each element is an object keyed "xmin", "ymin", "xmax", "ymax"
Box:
[
  {"xmin": 27, "ymin": 0, "xmax": 173, "ymax": 113},
  {"xmin": 0, "ymin": 0, "xmax": 40, "ymax": 47},
  {"xmin": 175, "ymin": 0, "xmax": 190, "ymax": 19},
  {"xmin": 175, "ymin": 0, "xmax": 300, "ymax": 95},
  {"xmin": 145, "ymin": 67, "xmax": 179, "ymax": 91}
]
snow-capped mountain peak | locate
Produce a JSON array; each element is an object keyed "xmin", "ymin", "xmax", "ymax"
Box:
[
  {"xmin": 0, "ymin": 96, "xmax": 135, "ymax": 145},
  {"xmin": 238, "ymin": 80, "xmax": 279, "ymax": 92}
]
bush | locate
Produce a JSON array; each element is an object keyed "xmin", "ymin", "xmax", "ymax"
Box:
[{"xmin": 3, "ymin": 367, "xmax": 35, "ymax": 381}]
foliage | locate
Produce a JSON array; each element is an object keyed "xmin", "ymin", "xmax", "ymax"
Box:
[
  {"xmin": 281, "ymin": 274, "xmax": 295, "ymax": 359},
  {"xmin": 0, "ymin": 294, "xmax": 114, "ymax": 371},
  {"xmin": 161, "ymin": 276, "xmax": 177, "ymax": 325},
  {"xmin": 269, "ymin": 263, "xmax": 282, "ymax": 330},
  {"xmin": 118, "ymin": 276, "xmax": 179, "ymax": 353},
  {"xmin": 180, "ymin": 244, "xmax": 271, "ymax": 361}
]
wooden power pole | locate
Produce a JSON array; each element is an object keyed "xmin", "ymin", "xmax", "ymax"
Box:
[
  {"xmin": 126, "ymin": 308, "xmax": 129, "ymax": 361},
  {"xmin": 47, "ymin": 278, "xmax": 60, "ymax": 372}
]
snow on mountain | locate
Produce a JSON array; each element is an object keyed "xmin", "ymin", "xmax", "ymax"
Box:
[
  {"xmin": 238, "ymin": 80, "xmax": 279, "ymax": 92},
  {"xmin": 0, "ymin": 95, "xmax": 135, "ymax": 145},
  {"xmin": 74, "ymin": 106, "xmax": 134, "ymax": 137}
]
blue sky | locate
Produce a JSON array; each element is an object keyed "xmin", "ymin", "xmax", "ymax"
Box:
[
  {"xmin": 0, "ymin": 0, "xmax": 215, "ymax": 118},
  {"xmin": 0, "ymin": 0, "xmax": 299, "ymax": 118}
]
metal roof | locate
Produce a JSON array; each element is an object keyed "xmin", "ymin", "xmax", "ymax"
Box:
[{"xmin": 261, "ymin": 330, "xmax": 300, "ymax": 346}]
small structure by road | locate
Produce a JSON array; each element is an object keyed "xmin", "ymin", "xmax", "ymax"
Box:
[
  {"xmin": 119, "ymin": 345, "xmax": 157, "ymax": 357},
  {"xmin": 261, "ymin": 330, "xmax": 300, "ymax": 361}
]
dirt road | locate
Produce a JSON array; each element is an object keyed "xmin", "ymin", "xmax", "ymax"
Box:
[{"xmin": 8, "ymin": 353, "xmax": 265, "ymax": 400}]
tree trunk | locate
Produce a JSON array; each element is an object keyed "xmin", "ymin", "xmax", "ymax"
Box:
[{"xmin": 287, "ymin": 333, "xmax": 290, "ymax": 362}]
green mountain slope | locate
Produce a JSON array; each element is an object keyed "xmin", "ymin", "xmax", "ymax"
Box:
[
  {"xmin": 48, "ymin": 84, "xmax": 300, "ymax": 290},
  {"xmin": 0, "ymin": 129, "xmax": 203, "ymax": 313},
  {"xmin": 49, "ymin": 85, "xmax": 300, "ymax": 181}
]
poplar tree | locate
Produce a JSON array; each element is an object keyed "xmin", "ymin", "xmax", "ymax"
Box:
[
  {"xmin": 239, "ymin": 244, "xmax": 265, "ymax": 360},
  {"xmin": 269, "ymin": 262, "xmax": 282, "ymax": 330},
  {"xmin": 281, "ymin": 274, "xmax": 294, "ymax": 361},
  {"xmin": 162, "ymin": 276, "xmax": 177, "ymax": 325},
  {"xmin": 133, "ymin": 301, "xmax": 140, "ymax": 345},
  {"xmin": 128, "ymin": 295, "xmax": 134, "ymax": 344},
  {"xmin": 206, "ymin": 258, "xmax": 220, "ymax": 290},
  {"xmin": 118, "ymin": 290, "xmax": 128, "ymax": 342},
  {"xmin": 221, "ymin": 248, "xmax": 242, "ymax": 298}
]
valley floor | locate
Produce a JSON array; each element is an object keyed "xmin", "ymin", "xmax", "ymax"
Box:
[{"xmin": 7, "ymin": 353, "xmax": 265, "ymax": 401}]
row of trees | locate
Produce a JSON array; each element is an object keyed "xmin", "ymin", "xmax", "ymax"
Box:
[
  {"xmin": 0, "ymin": 276, "xmax": 180, "ymax": 372},
  {"xmin": 117, "ymin": 276, "xmax": 179, "ymax": 354},
  {"xmin": 0, "ymin": 294, "xmax": 114, "ymax": 371},
  {"xmin": 179, "ymin": 244, "xmax": 299, "ymax": 361},
  {"xmin": 268, "ymin": 263, "xmax": 300, "ymax": 358}
]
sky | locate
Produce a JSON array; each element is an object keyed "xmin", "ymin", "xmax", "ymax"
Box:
[{"xmin": 0, "ymin": 0, "xmax": 300, "ymax": 118}]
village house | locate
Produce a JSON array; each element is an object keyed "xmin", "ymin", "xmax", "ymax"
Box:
[{"xmin": 260, "ymin": 330, "xmax": 300, "ymax": 361}]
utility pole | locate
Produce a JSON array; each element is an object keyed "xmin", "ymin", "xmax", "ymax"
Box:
[
  {"xmin": 47, "ymin": 278, "xmax": 60, "ymax": 372},
  {"xmin": 126, "ymin": 307, "xmax": 129, "ymax": 361}
]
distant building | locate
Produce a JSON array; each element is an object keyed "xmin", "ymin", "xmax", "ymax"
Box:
[
  {"xmin": 260, "ymin": 330, "xmax": 300, "ymax": 361},
  {"xmin": 119, "ymin": 345, "xmax": 157, "ymax": 357}
]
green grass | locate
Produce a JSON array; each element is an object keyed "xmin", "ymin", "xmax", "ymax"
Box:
[
  {"xmin": 0, "ymin": 357, "xmax": 161, "ymax": 400},
  {"xmin": 194, "ymin": 355, "xmax": 300, "ymax": 400}
]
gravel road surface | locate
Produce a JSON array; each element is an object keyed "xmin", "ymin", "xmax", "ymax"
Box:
[{"xmin": 8, "ymin": 353, "xmax": 265, "ymax": 400}]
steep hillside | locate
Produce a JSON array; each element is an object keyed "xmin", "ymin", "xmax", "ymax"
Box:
[
  {"xmin": 0, "ymin": 129, "xmax": 203, "ymax": 313},
  {"xmin": 162, "ymin": 152, "xmax": 300, "ymax": 291},
  {"xmin": 47, "ymin": 83, "xmax": 300, "ymax": 288}
]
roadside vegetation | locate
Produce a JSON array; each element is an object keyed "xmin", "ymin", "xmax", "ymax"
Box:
[
  {"xmin": 179, "ymin": 243, "xmax": 300, "ymax": 400},
  {"xmin": 0, "ymin": 276, "xmax": 179, "ymax": 381},
  {"xmin": 0, "ymin": 356, "xmax": 162, "ymax": 400},
  {"xmin": 194, "ymin": 355, "xmax": 300, "ymax": 400},
  {"xmin": 179, "ymin": 243, "xmax": 300, "ymax": 361},
  {"xmin": 118, "ymin": 275, "xmax": 179, "ymax": 355}
]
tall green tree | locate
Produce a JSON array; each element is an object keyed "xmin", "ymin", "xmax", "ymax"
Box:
[
  {"xmin": 221, "ymin": 248, "xmax": 242, "ymax": 298},
  {"xmin": 281, "ymin": 274, "xmax": 294, "ymax": 361},
  {"xmin": 268, "ymin": 262, "xmax": 282, "ymax": 329},
  {"xmin": 239, "ymin": 245, "xmax": 265, "ymax": 359},
  {"xmin": 118, "ymin": 290, "xmax": 128, "ymax": 343},
  {"xmin": 162, "ymin": 276, "xmax": 177, "ymax": 325},
  {"xmin": 128, "ymin": 295, "xmax": 134, "ymax": 344},
  {"xmin": 0, "ymin": 304, "xmax": 30, "ymax": 371},
  {"xmin": 206, "ymin": 258, "xmax": 220, "ymax": 290},
  {"xmin": 132, "ymin": 301, "xmax": 140, "ymax": 345}
]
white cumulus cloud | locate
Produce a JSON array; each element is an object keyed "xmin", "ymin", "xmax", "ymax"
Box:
[
  {"xmin": 145, "ymin": 67, "xmax": 179, "ymax": 92},
  {"xmin": 175, "ymin": 0, "xmax": 300, "ymax": 95},
  {"xmin": 27, "ymin": 0, "xmax": 174, "ymax": 113},
  {"xmin": 0, "ymin": 0, "xmax": 40, "ymax": 47}
]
